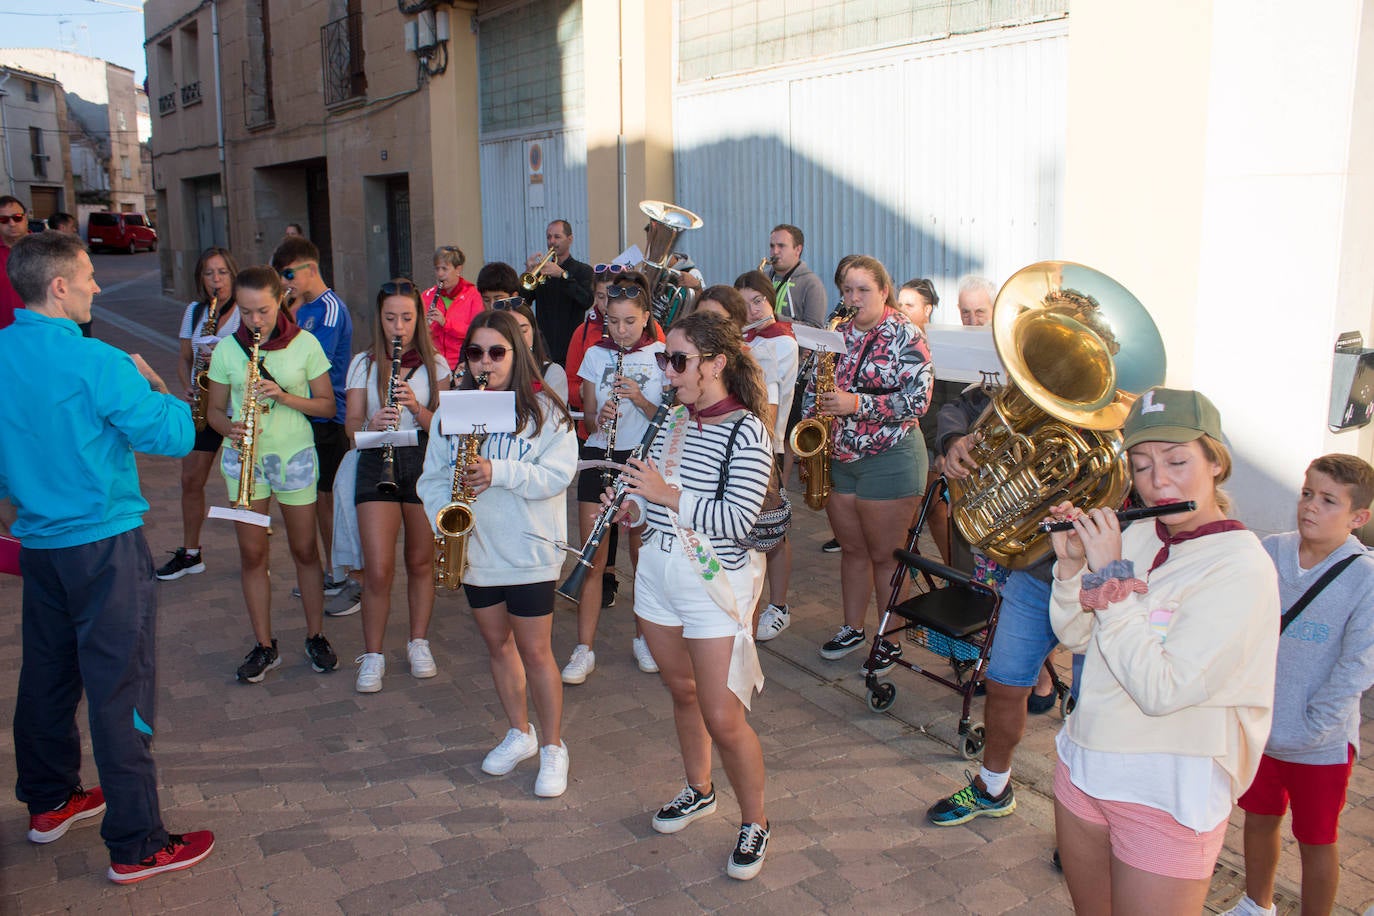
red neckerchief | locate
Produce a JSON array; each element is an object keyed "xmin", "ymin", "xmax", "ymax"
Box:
[
  {"xmin": 399, "ymin": 347, "xmax": 424, "ymax": 370},
  {"xmin": 594, "ymin": 328, "xmax": 655, "ymax": 354},
  {"xmin": 234, "ymin": 310, "xmax": 300, "ymax": 351},
  {"xmin": 686, "ymin": 394, "xmax": 747, "ymax": 430},
  {"xmin": 744, "ymin": 319, "xmax": 794, "ymax": 342},
  {"xmin": 1149, "ymin": 517, "xmax": 1246, "ymax": 573}
]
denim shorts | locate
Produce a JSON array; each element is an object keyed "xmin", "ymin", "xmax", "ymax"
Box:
[{"xmin": 985, "ymin": 570, "xmax": 1056, "ymax": 688}]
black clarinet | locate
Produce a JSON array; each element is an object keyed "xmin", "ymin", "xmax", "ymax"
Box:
[
  {"xmin": 556, "ymin": 388, "xmax": 676, "ymax": 602},
  {"xmin": 1037, "ymin": 501, "xmax": 1196, "ymax": 532},
  {"xmin": 376, "ymin": 335, "xmax": 404, "ymax": 495}
]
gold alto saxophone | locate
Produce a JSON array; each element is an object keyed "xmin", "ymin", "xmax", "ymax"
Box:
[
  {"xmin": 190, "ymin": 296, "xmax": 217, "ymax": 431},
  {"xmin": 434, "ymin": 373, "xmax": 489, "ymax": 589},
  {"xmin": 788, "ymin": 305, "xmax": 855, "ymax": 511},
  {"xmin": 231, "ymin": 326, "xmax": 263, "ymax": 509}
]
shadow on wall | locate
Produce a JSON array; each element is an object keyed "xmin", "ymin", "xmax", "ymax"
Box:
[{"xmin": 665, "ymin": 133, "xmax": 991, "ymax": 304}]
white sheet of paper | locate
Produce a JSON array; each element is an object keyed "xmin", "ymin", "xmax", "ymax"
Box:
[
  {"xmin": 923, "ymin": 323, "xmax": 1005, "ymax": 384},
  {"xmin": 613, "ymin": 244, "xmax": 644, "ymax": 267},
  {"xmin": 208, "ymin": 506, "xmax": 272, "ymax": 528},
  {"xmin": 355, "ymin": 429, "xmax": 419, "ymax": 450},
  {"xmin": 438, "ymin": 389, "xmax": 518, "ymax": 436},
  {"xmin": 792, "ymin": 325, "xmax": 845, "ymax": 354},
  {"xmin": 193, "ymin": 334, "xmax": 221, "ymax": 350}
]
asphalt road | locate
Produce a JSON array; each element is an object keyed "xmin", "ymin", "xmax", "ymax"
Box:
[{"xmin": 87, "ymin": 251, "xmax": 187, "ymax": 385}]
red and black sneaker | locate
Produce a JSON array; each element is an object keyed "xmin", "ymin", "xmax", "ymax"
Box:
[
  {"xmin": 106, "ymin": 831, "xmax": 215, "ymax": 885},
  {"xmin": 27, "ymin": 786, "xmax": 106, "ymax": 844}
]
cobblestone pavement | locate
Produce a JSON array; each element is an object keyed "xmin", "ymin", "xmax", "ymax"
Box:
[{"xmin": 0, "ymin": 266, "xmax": 1369, "ymax": 913}]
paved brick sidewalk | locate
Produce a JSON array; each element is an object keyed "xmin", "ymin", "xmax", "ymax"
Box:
[{"xmin": 0, "ymin": 313, "xmax": 1368, "ymax": 913}]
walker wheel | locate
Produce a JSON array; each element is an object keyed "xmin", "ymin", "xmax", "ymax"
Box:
[
  {"xmin": 866, "ymin": 682, "xmax": 897, "ymax": 713},
  {"xmin": 960, "ymin": 723, "xmax": 986, "ymax": 760}
]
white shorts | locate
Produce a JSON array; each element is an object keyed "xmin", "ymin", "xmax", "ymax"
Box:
[{"xmin": 633, "ymin": 530, "xmax": 765, "ymax": 639}]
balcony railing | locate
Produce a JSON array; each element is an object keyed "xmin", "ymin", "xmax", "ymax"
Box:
[
  {"xmin": 242, "ymin": 60, "xmax": 274, "ymax": 130},
  {"xmin": 321, "ymin": 12, "xmax": 366, "ymax": 107},
  {"xmin": 158, "ymin": 91, "xmax": 176, "ymax": 115},
  {"xmin": 180, "ymin": 81, "xmax": 202, "ymax": 106}
]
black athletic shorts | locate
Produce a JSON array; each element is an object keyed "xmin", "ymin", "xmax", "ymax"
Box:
[
  {"xmin": 463, "ymin": 580, "xmax": 556, "ymax": 618},
  {"xmin": 312, "ymin": 420, "xmax": 349, "ymax": 492}
]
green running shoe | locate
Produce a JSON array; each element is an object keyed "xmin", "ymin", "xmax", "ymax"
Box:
[{"xmin": 927, "ymin": 771, "xmax": 1016, "ymax": 826}]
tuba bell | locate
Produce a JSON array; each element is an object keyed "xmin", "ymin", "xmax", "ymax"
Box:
[
  {"xmin": 637, "ymin": 200, "xmax": 703, "ymax": 326},
  {"xmin": 946, "ymin": 261, "xmax": 1167, "ymax": 569}
]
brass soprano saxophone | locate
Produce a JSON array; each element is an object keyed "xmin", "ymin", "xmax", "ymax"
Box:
[
  {"xmin": 376, "ymin": 335, "xmax": 403, "ymax": 495},
  {"xmin": 190, "ymin": 296, "xmax": 217, "ymax": 431},
  {"xmin": 434, "ymin": 373, "xmax": 489, "ymax": 589},
  {"xmin": 231, "ymin": 327, "xmax": 263, "ymax": 509}
]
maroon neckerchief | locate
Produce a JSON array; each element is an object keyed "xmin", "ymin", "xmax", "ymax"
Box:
[
  {"xmin": 686, "ymin": 394, "xmax": 747, "ymax": 430},
  {"xmin": 1149, "ymin": 517, "xmax": 1246, "ymax": 573},
  {"xmin": 744, "ymin": 319, "xmax": 794, "ymax": 342},
  {"xmin": 594, "ymin": 328, "xmax": 655, "ymax": 354},
  {"xmin": 399, "ymin": 347, "xmax": 424, "ymax": 370},
  {"xmin": 234, "ymin": 310, "xmax": 300, "ymax": 351}
]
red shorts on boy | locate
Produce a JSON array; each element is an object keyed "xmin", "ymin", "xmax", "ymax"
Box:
[{"xmin": 1237, "ymin": 746, "xmax": 1356, "ymax": 845}]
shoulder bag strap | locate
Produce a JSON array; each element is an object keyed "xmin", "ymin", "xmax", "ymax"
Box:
[{"xmin": 1280, "ymin": 553, "xmax": 1365, "ymax": 633}]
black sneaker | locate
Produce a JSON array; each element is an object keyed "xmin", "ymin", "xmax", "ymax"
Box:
[
  {"xmin": 821, "ymin": 538, "xmax": 841, "ymax": 553},
  {"xmin": 305, "ymin": 634, "xmax": 338, "ymax": 672},
  {"xmin": 155, "ymin": 548, "xmax": 205, "ymax": 581},
  {"xmin": 819, "ymin": 625, "xmax": 866, "ymax": 660},
  {"xmin": 862, "ymin": 639, "xmax": 904, "ymax": 676},
  {"xmin": 236, "ymin": 640, "xmax": 281, "ymax": 683},
  {"xmin": 726, "ymin": 821, "xmax": 770, "ymax": 880},
  {"xmin": 601, "ymin": 573, "xmax": 618, "ymax": 609},
  {"xmin": 651, "ymin": 784, "xmax": 717, "ymax": 834}
]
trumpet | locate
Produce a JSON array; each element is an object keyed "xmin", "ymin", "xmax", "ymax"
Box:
[
  {"xmin": 231, "ymin": 326, "xmax": 263, "ymax": 510},
  {"xmin": 376, "ymin": 335, "xmax": 403, "ymax": 495},
  {"xmin": 434, "ymin": 373, "xmax": 489, "ymax": 589},
  {"xmin": 190, "ymin": 296, "xmax": 217, "ymax": 431},
  {"xmin": 520, "ymin": 248, "xmax": 558, "ymax": 291},
  {"xmin": 556, "ymin": 387, "xmax": 676, "ymax": 602}
]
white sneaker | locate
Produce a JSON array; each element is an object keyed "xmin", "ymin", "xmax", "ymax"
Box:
[
  {"xmin": 534, "ymin": 741, "xmax": 570, "ymax": 797},
  {"xmin": 1218, "ymin": 897, "xmax": 1276, "ymax": 916},
  {"xmin": 482, "ymin": 725, "xmax": 538, "ymax": 776},
  {"xmin": 354, "ymin": 653, "xmax": 385, "ymax": 693},
  {"xmin": 561, "ymin": 645, "xmax": 596, "ymax": 684},
  {"xmin": 756, "ymin": 604, "xmax": 790, "ymax": 642},
  {"xmin": 407, "ymin": 638, "xmax": 437, "ymax": 679},
  {"xmin": 632, "ymin": 636, "xmax": 659, "ymax": 673}
]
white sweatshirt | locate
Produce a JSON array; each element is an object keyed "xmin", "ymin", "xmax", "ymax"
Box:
[{"xmin": 418, "ymin": 393, "xmax": 578, "ymax": 586}]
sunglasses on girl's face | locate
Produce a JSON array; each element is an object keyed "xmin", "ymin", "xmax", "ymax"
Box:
[
  {"xmin": 491, "ymin": 296, "xmax": 524, "ymax": 311},
  {"xmin": 380, "ymin": 280, "xmax": 416, "ymax": 296},
  {"xmin": 465, "ymin": 344, "xmax": 509, "ymax": 363},
  {"xmin": 607, "ymin": 284, "xmax": 643, "ymax": 300},
  {"xmin": 655, "ymin": 351, "xmax": 714, "ymax": 373},
  {"xmin": 593, "ymin": 263, "xmax": 626, "ymax": 275}
]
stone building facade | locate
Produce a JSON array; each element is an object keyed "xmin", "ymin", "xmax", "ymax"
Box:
[{"xmin": 0, "ymin": 65, "xmax": 74, "ymax": 220}]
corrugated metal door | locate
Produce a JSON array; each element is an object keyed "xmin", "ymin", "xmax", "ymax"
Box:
[
  {"xmin": 673, "ymin": 21, "xmax": 1067, "ymax": 317},
  {"xmin": 479, "ymin": 127, "xmax": 588, "ymax": 269}
]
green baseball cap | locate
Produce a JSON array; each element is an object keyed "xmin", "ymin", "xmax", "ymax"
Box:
[{"xmin": 1121, "ymin": 387, "xmax": 1223, "ymax": 450}]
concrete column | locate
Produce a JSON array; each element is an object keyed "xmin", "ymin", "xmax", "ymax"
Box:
[
  {"xmin": 1064, "ymin": 0, "xmax": 1374, "ymax": 532},
  {"xmin": 582, "ymin": 0, "xmax": 676, "ymax": 261},
  {"xmin": 429, "ymin": 3, "xmax": 484, "ymax": 265}
]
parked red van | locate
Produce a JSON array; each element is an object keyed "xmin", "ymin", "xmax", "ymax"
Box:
[{"xmin": 87, "ymin": 212, "xmax": 158, "ymax": 254}]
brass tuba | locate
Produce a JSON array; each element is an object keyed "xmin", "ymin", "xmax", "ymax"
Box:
[
  {"xmin": 434, "ymin": 373, "xmax": 489, "ymax": 589},
  {"xmin": 946, "ymin": 261, "xmax": 1167, "ymax": 569},
  {"xmin": 638, "ymin": 200, "xmax": 703, "ymax": 326}
]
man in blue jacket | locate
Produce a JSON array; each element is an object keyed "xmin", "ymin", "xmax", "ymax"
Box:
[{"xmin": 0, "ymin": 231, "xmax": 214, "ymax": 884}]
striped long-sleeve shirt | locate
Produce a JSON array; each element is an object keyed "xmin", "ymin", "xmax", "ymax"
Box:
[{"xmin": 635, "ymin": 410, "xmax": 772, "ymax": 570}]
